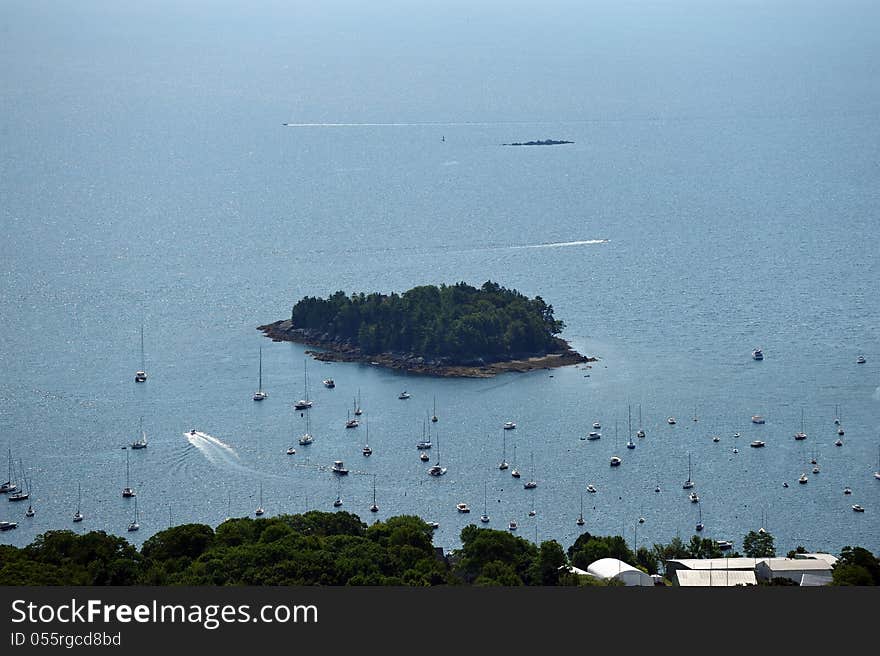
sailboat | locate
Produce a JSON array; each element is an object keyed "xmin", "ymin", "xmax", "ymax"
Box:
[
  {"xmin": 576, "ymin": 492, "xmax": 585, "ymax": 526},
  {"xmin": 682, "ymin": 452, "xmax": 695, "ymax": 489},
  {"xmin": 255, "ymin": 483, "xmax": 265, "ymax": 516},
  {"xmin": 293, "ymin": 360, "xmax": 312, "ymax": 410},
  {"xmin": 253, "ymin": 345, "xmax": 268, "ymax": 401},
  {"xmin": 523, "ymin": 453, "xmax": 537, "ymax": 489},
  {"xmin": 134, "ymin": 322, "xmax": 147, "ymax": 382},
  {"xmin": 636, "ymin": 404, "xmax": 646, "ymax": 438},
  {"xmin": 427, "ymin": 430, "xmax": 447, "ymax": 476},
  {"xmin": 609, "ymin": 420, "xmax": 622, "ymax": 466},
  {"xmin": 480, "ymin": 482, "xmax": 490, "ymax": 523},
  {"xmin": 130, "ymin": 416, "xmax": 148, "ymax": 449},
  {"xmin": 431, "ymin": 396, "xmax": 439, "ymax": 423},
  {"xmin": 127, "ymin": 497, "xmax": 140, "ymax": 532},
  {"xmin": 794, "ymin": 407, "xmax": 807, "ymax": 440},
  {"xmin": 333, "ymin": 476, "xmax": 343, "ymax": 508},
  {"xmin": 345, "ymin": 409, "xmax": 359, "ymax": 429},
  {"xmin": 362, "ymin": 418, "xmax": 372, "ymax": 456},
  {"xmin": 73, "ymin": 483, "xmax": 84, "ymax": 522},
  {"xmin": 696, "ymin": 503, "xmax": 704, "ymax": 532},
  {"xmin": 122, "ymin": 450, "xmax": 136, "ymax": 498},
  {"xmin": 369, "ymin": 474, "xmax": 379, "ymax": 512},
  {"xmin": 8, "ymin": 459, "xmax": 29, "ymax": 502},
  {"xmin": 498, "ymin": 430, "xmax": 509, "ymax": 470},
  {"xmin": 354, "ymin": 389, "xmax": 363, "ymax": 416},
  {"xmin": 416, "ymin": 419, "xmax": 432, "ymax": 450},
  {"xmin": 874, "ymin": 446, "xmax": 880, "ymax": 480},
  {"xmin": 626, "ymin": 405, "xmax": 636, "ymax": 449},
  {"xmin": 298, "ymin": 407, "xmax": 314, "ymax": 445},
  {"xmin": 1, "ymin": 448, "xmax": 18, "ymax": 494},
  {"xmin": 511, "ymin": 441, "xmax": 520, "ymax": 478}
]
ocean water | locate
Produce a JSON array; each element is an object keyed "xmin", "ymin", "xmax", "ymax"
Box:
[{"xmin": 1, "ymin": 0, "xmax": 878, "ymax": 557}]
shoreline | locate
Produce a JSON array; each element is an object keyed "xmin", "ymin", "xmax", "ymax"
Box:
[{"xmin": 258, "ymin": 320, "xmax": 595, "ymax": 378}]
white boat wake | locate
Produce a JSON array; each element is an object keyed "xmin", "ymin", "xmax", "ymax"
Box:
[
  {"xmin": 185, "ymin": 430, "xmax": 244, "ymax": 470},
  {"xmin": 512, "ymin": 239, "xmax": 609, "ymax": 249}
]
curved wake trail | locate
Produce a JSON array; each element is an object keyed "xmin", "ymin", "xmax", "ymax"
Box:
[{"xmin": 185, "ymin": 430, "xmax": 249, "ymax": 473}]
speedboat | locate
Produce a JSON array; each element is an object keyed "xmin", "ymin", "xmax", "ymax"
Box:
[
  {"xmin": 751, "ymin": 415, "xmax": 765, "ymax": 424},
  {"xmin": 322, "ymin": 379, "xmax": 335, "ymax": 388},
  {"xmin": 134, "ymin": 370, "xmax": 147, "ymax": 383},
  {"xmin": 398, "ymin": 391, "xmax": 411, "ymax": 400},
  {"xmin": 750, "ymin": 440, "xmax": 765, "ymax": 448},
  {"xmin": 456, "ymin": 502, "xmax": 470, "ymax": 513},
  {"xmin": 586, "ymin": 484, "xmax": 597, "ymax": 493},
  {"xmin": 609, "ymin": 456, "xmax": 622, "ymax": 467},
  {"xmin": 856, "ymin": 355, "xmax": 866, "ymax": 364},
  {"xmin": 331, "ymin": 460, "xmax": 349, "ymax": 475},
  {"xmin": 286, "ymin": 446, "xmax": 296, "ymax": 455},
  {"xmin": 667, "ymin": 417, "xmax": 676, "ymax": 425},
  {"xmin": 752, "ymin": 348, "xmax": 764, "ymax": 360},
  {"xmin": 592, "ymin": 421, "xmax": 601, "ymax": 430},
  {"xmin": 798, "ymin": 473, "xmax": 808, "ymax": 484},
  {"xmin": 852, "ymin": 504, "xmax": 865, "ymax": 512},
  {"xmin": 503, "ymin": 421, "xmax": 516, "ymax": 430}
]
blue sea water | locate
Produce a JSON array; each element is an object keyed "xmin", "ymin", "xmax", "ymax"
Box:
[{"xmin": 1, "ymin": 0, "xmax": 878, "ymax": 557}]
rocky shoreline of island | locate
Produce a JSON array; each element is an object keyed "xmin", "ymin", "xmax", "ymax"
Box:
[{"xmin": 258, "ymin": 320, "xmax": 595, "ymax": 378}]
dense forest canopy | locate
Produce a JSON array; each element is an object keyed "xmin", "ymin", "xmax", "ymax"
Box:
[
  {"xmin": 290, "ymin": 281, "xmax": 567, "ymax": 362},
  {"xmin": 1, "ymin": 513, "xmax": 873, "ymax": 586}
]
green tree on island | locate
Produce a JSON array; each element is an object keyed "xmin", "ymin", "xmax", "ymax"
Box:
[{"xmin": 288, "ymin": 281, "xmax": 568, "ymax": 363}]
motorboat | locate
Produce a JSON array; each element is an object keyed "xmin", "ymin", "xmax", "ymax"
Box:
[
  {"xmin": 586, "ymin": 484, "xmax": 597, "ymax": 494},
  {"xmin": 751, "ymin": 415, "xmax": 765, "ymax": 424},
  {"xmin": 783, "ymin": 482, "xmax": 789, "ymax": 488},
  {"xmin": 333, "ymin": 496, "xmax": 343, "ymax": 508},
  {"xmin": 798, "ymin": 473, "xmax": 808, "ymax": 484},
  {"xmin": 609, "ymin": 456, "xmax": 622, "ymax": 467},
  {"xmin": 856, "ymin": 355, "xmax": 866, "ymax": 364},
  {"xmin": 426, "ymin": 521, "xmax": 439, "ymax": 529},
  {"xmin": 852, "ymin": 504, "xmax": 865, "ymax": 512},
  {"xmin": 812, "ymin": 464, "xmax": 820, "ymax": 474},
  {"xmin": 835, "ymin": 438, "xmax": 843, "ymax": 447},
  {"xmin": 750, "ymin": 440, "xmax": 765, "ymax": 448},
  {"xmin": 689, "ymin": 492, "xmax": 699, "ymax": 503},
  {"xmin": 398, "ymin": 391, "xmax": 411, "ymax": 400},
  {"xmin": 503, "ymin": 421, "xmax": 516, "ymax": 430},
  {"xmin": 456, "ymin": 502, "xmax": 470, "ymax": 513},
  {"xmin": 0, "ymin": 521, "xmax": 18, "ymax": 531},
  {"xmin": 587, "ymin": 431, "xmax": 601, "ymax": 440},
  {"xmin": 716, "ymin": 540, "xmax": 733, "ymax": 551},
  {"xmin": 712, "ymin": 435, "xmax": 720, "ymax": 443},
  {"xmin": 420, "ymin": 452, "xmax": 430, "ymax": 462},
  {"xmin": 667, "ymin": 417, "xmax": 676, "ymax": 425},
  {"xmin": 752, "ymin": 347, "xmax": 764, "ymax": 360},
  {"xmin": 592, "ymin": 421, "xmax": 601, "ymax": 430},
  {"xmin": 843, "ymin": 487, "xmax": 852, "ymax": 495},
  {"xmin": 286, "ymin": 447, "xmax": 296, "ymax": 455},
  {"xmin": 331, "ymin": 460, "xmax": 349, "ymax": 475},
  {"xmin": 523, "ymin": 480, "xmax": 537, "ymax": 489},
  {"xmin": 322, "ymin": 379, "xmax": 335, "ymax": 388},
  {"xmin": 508, "ymin": 519, "xmax": 518, "ymax": 531}
]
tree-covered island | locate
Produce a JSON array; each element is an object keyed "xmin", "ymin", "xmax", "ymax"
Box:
[{"xmin": 259, "ymin": 281, "xmax": 593, "ymax": 377}]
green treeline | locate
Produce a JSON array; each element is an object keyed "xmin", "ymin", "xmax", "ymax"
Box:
[
  {"xmin": 1, "ymin": 513, "xmax": 876, "ymax": 586},
  {"xmin": 290, "ymin": 281, "xmax": 567, "ymax": 362}
]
